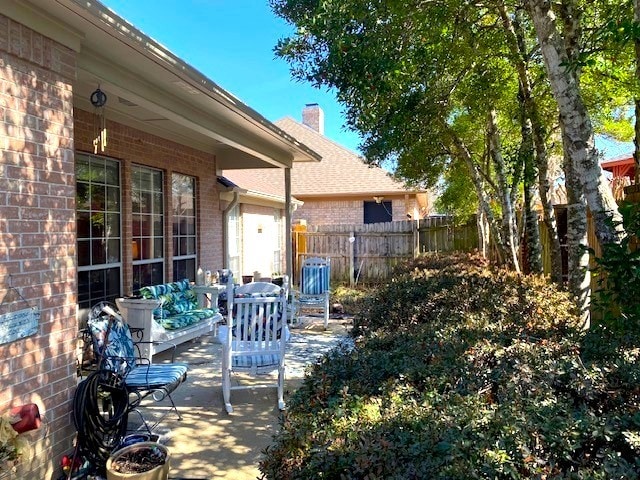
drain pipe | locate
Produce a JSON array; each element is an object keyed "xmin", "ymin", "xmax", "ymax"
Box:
[{"xmin": 222, "ymin": 189, "xmax": 241, "ymax": 270}]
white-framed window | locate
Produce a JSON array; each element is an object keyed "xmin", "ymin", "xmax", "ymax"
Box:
[
  {"xmin": 76, "ymin": 153, "xmax": 121, "ymax": 317},
  {"xmin": 228, "ymin": 204, "xmax": 241, "ymax": 280},
  {"xmin": 172, "ymin": 173, "xmax": 197, "ymax": 281},
  {"xmin": 132, "ymin": 165, "xmax": 164, "ymax": 292}
]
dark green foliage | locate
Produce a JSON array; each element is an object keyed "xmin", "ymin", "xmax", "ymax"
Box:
[
  {"xmin": 260, "ymin": 253, "xmax": 640, "ymax": 479},
  {"xmin": 592, "ymin": 201, "xmax": 640, "ymax": 331}
]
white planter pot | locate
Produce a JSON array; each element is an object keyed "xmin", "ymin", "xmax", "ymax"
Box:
[{"xmin": 106, "ymin": 442, "xmax": 170, "ymax": 480}]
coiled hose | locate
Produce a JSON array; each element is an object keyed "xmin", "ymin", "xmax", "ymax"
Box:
[{"xmin": 72, "ymin": 369, "xmax": 129, "ymax": 469}]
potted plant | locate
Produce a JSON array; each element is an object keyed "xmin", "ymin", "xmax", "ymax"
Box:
[
  {"xmin": 106, "ymin": 441, "xmax": 170, "ymax": 480},
  {"xmin": 0, "ymin": 413, "xmax": 27, "ymax": 473}
]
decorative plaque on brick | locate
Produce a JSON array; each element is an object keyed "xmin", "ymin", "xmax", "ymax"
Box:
[{"xmin": 0, "ymin": 307, "xmax": 40, "ymax": 345}]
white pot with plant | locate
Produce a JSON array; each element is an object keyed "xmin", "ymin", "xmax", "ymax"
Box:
[{"xmin": 106, "ymin": 442, "xmax": 170, "ymax": 480}]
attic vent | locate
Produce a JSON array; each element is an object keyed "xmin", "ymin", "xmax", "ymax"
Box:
[{"xmin": 118, "ymin": 97, "xmax": 138, "ymax": 107}]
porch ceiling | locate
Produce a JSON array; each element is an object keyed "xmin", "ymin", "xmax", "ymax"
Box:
[{"xmin": 12, "ymin": 0, "xmax": 320, "ymax": 169}]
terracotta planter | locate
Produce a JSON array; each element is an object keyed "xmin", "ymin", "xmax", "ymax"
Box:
[{"xmin": 106, "ymin": 442, "xmax": 170, "ymax": 480}]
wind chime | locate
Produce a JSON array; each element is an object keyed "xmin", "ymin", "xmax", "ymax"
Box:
[{"xmin": 91, "ymin": 86, "xmax": 108, "ymax": 154}]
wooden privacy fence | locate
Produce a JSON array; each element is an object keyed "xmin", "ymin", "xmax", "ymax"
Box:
[
  {"xmin": 293, "ymin": 217, "xmax": 479, "ymax": 285},
  {"xmin": 294, "ymin": 207, "xmax": 610, "ymax": 288}
]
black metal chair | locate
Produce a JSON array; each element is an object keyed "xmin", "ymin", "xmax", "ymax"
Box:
[{"xmin": 86, "ymin": 302, "xmax": 188, "ymax": 433}]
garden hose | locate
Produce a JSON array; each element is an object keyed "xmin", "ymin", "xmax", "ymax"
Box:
[{"xmin": 72, "ymin": 369, "xmax": 129, "ymax": 469}]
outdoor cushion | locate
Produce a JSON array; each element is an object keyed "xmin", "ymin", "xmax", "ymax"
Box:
[
  {"xmin": 140, "ymin": 279, "xmax": 196, "ymax": 318},
  {"xmin": 232, "ymin": 353, "xmax": 280, "ymax": 369},
  {"xmin": 139, "ymin": 279, "xmax": 217, "ymax": 331},
  {"xmin": 88, "ymin": 317, "xmax": 136, "ymax": 376}
]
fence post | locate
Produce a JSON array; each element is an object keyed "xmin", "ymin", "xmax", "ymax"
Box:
[
  {"xmin": 413, "ymin": 219, "xmax": 420, "ymax": 258},
  {"xmin": 349, "ymin": 231, "xmax": 355, "ymax": 286}
]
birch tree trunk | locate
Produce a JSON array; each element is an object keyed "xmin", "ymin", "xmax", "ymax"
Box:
[
  {"xmin": 498, "ymin": 3, "xmax": 562, "ymax": 280},
  {"xmin": 562, "ymin": 126, "xmax": 591, "ymax": 328},
  {"xmin": 525, "ymin": 0, "xmax": 623, "ymax": 246},
  {"xmin": 477, "ymin": 208, "xmax": 490, "ymax": 259},
  {"xmin": 487, "ymin": 109, "xmax": 521, "ymax": 272}
]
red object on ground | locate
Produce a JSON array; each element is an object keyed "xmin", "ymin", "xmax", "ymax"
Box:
[{"xmin": 10, "ymin": 403, "xmax": 41, "ymax": 433}]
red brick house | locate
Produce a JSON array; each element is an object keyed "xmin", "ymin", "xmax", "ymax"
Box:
[
  {"xmin": 0, "ymin": 1, "xmax": 318, "ymax": 477},
  {"xmin": 224, "ymin": 104, "xmax": 430, "ymax": 228}
]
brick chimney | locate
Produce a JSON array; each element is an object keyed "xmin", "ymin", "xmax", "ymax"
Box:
[{"xmin": 302, "ymin": 103, "xmax": 324, "ymax": 135}]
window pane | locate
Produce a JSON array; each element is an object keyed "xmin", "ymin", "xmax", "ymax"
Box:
[
  {"xmin": 151, "ymin": 262, "xmax": 163, "ymax": 284},
  {"xmin": 106, "ymin": 239, "xmax": 120, "ymax": 263},
  {"xmin": 78, "ymin": 241, "xmax": 90, "ymax": 266},
  {"xmin": 77, "ymin": 182, "xmax": 90, "ymax": 210},
  {"xmin": 153, "ymin": 239, "xmax": 163, "ymax": 259},
  {"xmin": 106, "ymin": 214, "xmax": 120, "ymax": 237},
  {"xmin": 141, "ymin": 238, "xmax": 151, "ymax": 260},
  {"xmin": 90, "ymin": 212, "xmax": 105, "ymax": 238},
  {"xmin": 106, "ymin": 267, "xmax": 120, "ymax": 296},
  {"xmin": 140, "ymin": 216, "xmax": 152, "ymax": 236},
  {"xmin": 132, "ymin": 191, "xmax": 141, "ymax": 213},
  {"xmin": 92, "ymin": 240, "xmax": 106, "ymax": 264},
  {"xmin": 106, "ymin": 186, "xmax": 119, "ymax": 211},
  {"xmin": 91, "ymin": 185, "xmax": 106, "ymax": 211},
  {"xmin": 105, "ymin": 162, "xmax": 119, "ymax": 186},
  {"xmin": 90, "ymin": 160, "xmax": 105, "ymax": 183},
  {"xmin": 186, "ymin": 237, "xmax": 196, "ymax": 255},
  {"xmin": 77, "ymin": 212, "xmax": 90, "ymax": 239},
  {"xmin": 141, "ymin": 191, "xmax": 152, "ymax": 214},
  {"xmin": 76, "ymin": 157, "xmax": 91, "ymax": 181},
  {"xmin": 153, "ymin": 215, "xmax": 163, "ymax": 236},
  {"xmin": 153, "ymin": 193, "xmax": 163, "ymax": 212}
]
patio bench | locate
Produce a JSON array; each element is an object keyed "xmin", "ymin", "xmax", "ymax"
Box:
[{"xmin": 116, "ymin": 279, "xmax": 223, "ymax": 362}]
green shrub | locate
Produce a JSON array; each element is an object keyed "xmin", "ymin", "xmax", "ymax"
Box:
[
  {"xmin": 592, "ymin": 201, "xmax": 640, "ymax": 331},
  {"xmin": 332, "ymin": 284, "xmax": 374, "ymax": 316},
  {"xmin": 260, "ymin": 253, "xmax": 640, "ymax": 479}
]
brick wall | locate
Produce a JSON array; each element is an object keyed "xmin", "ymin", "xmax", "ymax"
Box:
[
  {"xmin": 0, "ymin": 15, "xmax": 77, "ymax": 479},
  {"xmin": 293, "ymin": 199, "xmax": 363, "ymax": 225},
  {"xmin": 294, "ymin": 196, "xmax": 415, "ymax": 226},
  {"xmin": 74, "ymin": 109, "xmax": 224, "ymax": 294}
]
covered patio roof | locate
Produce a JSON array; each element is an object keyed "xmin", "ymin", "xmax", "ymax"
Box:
[{"xmin": 6, "ymin": 0, "xmax": 321, "ymax": 169}]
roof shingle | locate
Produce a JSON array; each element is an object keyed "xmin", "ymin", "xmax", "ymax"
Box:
[{"xmin": 223, "ymin": 116, "xmax": 417, "ymax": 197}]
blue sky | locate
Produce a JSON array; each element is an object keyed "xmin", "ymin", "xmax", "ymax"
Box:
[
  {"xmin": 100, "ymin": 0, "xmax": 633, "ymax": 163},
  {"xmin": 100, "ymin": 0, "xmax": 364, "ymax": 154}
]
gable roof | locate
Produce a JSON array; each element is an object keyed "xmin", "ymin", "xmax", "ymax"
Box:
[
  {"xmin": 223, "ymin": 116, "xmax": 419, "ymax": 198},
  {"xmin": 276, "ymin": 117, "xmax": 416, "ymax": 196}
]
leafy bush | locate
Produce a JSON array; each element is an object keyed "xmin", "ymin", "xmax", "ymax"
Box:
[
  {"xmin": 332, "ymin": 284, "xmax": 374, "ymax": 316},
  {"xmin": 592, "ymin": 201, "xmax": 640, "ymax": 330},
  {"xmin": 260, "ymin": 253, "xmax": 640, "ymax": 479}
]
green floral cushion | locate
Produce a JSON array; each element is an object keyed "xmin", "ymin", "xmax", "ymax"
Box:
[
  {"xmin": 140, "ymin": 279, "xmax": 197, "ymax": 319},
  {"xmin": 139, "ymin": 279, "xmax": 217, "ymax": 331},
  {"xmin": 159, "ymin": 308, "xmax": 217, "ymax": 330}
]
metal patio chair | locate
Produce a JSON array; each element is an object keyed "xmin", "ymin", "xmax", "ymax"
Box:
[{"xmin": 86, "ymin": 302, "xmax": 188, "ymax": 432}]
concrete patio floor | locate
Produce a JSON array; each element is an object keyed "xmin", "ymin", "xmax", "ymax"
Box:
[{"xmin": 131, "ymin": 315, "xmax": 352, "ymax": 480}]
